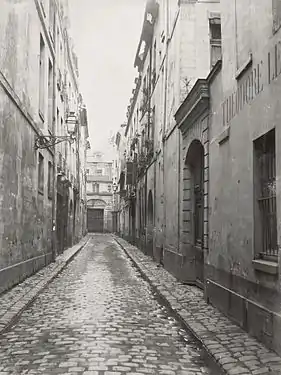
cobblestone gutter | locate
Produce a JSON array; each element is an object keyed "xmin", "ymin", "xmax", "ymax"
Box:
[
  {"xmin": 0, "ymin": 236, "xmax": 90, "ymax": 335},
  {"xmin": 114, "ymin": 236, "xmax": 281, "ymax": 375}
]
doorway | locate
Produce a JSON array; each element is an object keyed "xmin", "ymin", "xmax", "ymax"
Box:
[
  {"xmin": 184, "ymin": 139, "xmax": 205, "ymax": 286},
  {"xmin": 87, "ymin": 208, "xmax": 104, "ymax": 233}
]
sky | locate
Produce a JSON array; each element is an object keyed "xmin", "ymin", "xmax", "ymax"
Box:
[{"xmin": 68, "ymin": 0, "xmax": 146, "ymax": 155}]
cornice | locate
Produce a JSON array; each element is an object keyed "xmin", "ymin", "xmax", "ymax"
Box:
[{"xmin": 175, "ymin": 79, "xmax": 209, "ymax": 133}]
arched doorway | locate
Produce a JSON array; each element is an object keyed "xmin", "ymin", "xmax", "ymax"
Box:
[{"xmin": 184, "ymin": 139, "xmax": 205, "ymax": 286}]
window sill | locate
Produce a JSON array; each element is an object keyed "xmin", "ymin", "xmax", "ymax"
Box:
[
  {"xmin": 217, "ymin": 126, "xmax": 230, "ymax": 145},
  {"xmin": 235, "ymin": 53, "xmax": 253, "ymax": 80},
  {"xmin": 252, "ymin": 259, "xmax": 278, "ymax": 275}
]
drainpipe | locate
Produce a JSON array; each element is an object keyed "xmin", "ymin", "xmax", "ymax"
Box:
[
  {"xmin": 76, "ymin": 104, "xmax": 81, "ymax": 241},
  {"xmin": 51, "ymin": 4, "xmax": 57, "ymax": 262},
  {"xmin": 162, "ymin": 0, "xmax": 170, "ymax": 254},
  {"xmin": 177, "ymin": 124, "xmax": 180, "ymax": 251},
  {"xmin": 145, "ymin": 42, "xmax": 153, "ymax": 250}
]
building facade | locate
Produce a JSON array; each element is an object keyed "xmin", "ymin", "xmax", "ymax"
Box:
[
  {"xmin": 116, "ymin": 0, "xmax": 220, "ymax": 274},
  {"xmin": 0, "ymin": 0, "xmax": 88, "ymax": 294},
  {"xmin": 86, "ymin": 151, "xmax": 114, "ymax": 233},
  {"xmin": 115, "ymin": 124, "xmax": 129, "ymax": 237},
  {"xmin": 116, "ymin": 0, "xmax": 281, "ymax": 355},
  {"xmin": 205, "ymin": 0, "xmax": 281, "ymax": 355}
]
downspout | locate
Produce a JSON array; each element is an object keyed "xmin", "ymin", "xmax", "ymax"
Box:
[
  {"xmin": 51, "ymin": 4, "xmax": 57, "ymax": 262},
  {"xmin": 76, "ymin": 106, "xmax": 81, "ymax": 241},
  {"xmin": 162, "ymin": 0, "xmax": 170, "ymax": 254},
  {"xmin": 177, "ymin": 122, "xmax": 181, "ymax": 251},
  {"xmin": 145, "ymin": 42, "xmax": 153, "ymax": 250}
]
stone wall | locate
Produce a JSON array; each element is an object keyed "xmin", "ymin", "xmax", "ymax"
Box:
[
  {"xmin": 0, "ymin": 1, "xmax": 56, "ymax": 293},
  {"xmin": 206, "ymin": 0, "xmax": 281, "ymax": 354}
]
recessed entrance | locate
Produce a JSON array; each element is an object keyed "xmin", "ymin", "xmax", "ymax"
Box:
[
  {"xmin": 87, "ymin": 208, "xmax": 104, "ymax": 233},
  {"xmin": 184, "ymin": 139, "xmax": 205, "ymax": 287}
]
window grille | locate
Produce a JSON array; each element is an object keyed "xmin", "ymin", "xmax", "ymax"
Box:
[{"xmin": 255, "ymin": 129, "xmax": 277, "ymax": 258}]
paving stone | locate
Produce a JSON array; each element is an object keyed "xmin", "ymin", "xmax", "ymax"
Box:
[
  {"xmin": 1, "ymin": 234, "xmax": 281, "ymax": 375},
  {"xmin": 114, "ymin": 235, "xmax": 281, "ymax": 375},
  {"xmin": 0, "ymin": 237, "xmax": 223, "ymax": 375}
]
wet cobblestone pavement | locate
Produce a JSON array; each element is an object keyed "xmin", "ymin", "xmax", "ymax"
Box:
[{"xmin": 0, "ymin": 234, "xmax": 221, "ymax": 375}]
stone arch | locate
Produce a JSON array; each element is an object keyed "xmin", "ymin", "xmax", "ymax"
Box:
[
  {"xmin": 87, "ymin": 199, "xmax": 107, "ymax": 209},
  {"xmin": 183, "ymin": 139, "xmax": 205, "ymax": 247}
]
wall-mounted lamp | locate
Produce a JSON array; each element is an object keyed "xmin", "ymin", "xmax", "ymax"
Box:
[{"xmin": 34, "ymin": 112, "xmax": 78, "ymax": 150}]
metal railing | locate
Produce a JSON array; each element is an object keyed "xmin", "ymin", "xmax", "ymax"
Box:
[{"xmin": 257, "ymin": 138, "xmax": 278, "ymax": 258}]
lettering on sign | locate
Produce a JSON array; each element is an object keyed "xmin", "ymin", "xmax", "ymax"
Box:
[{"xmin": 222, "ymin": 40, "xmax": 281, "ymax": 126}]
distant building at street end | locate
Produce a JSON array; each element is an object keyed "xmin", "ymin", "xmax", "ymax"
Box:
[{"xmin": 86, "ymin": 151, "xmax": 115, "ymax": 233}]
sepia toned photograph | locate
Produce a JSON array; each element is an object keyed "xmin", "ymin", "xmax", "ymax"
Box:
[{"xmin": 0, "ymin": 0, "xmax": 281, "ymax": 374}]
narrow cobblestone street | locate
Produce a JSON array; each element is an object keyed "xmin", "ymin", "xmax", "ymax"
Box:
[{"xmin": 0, "ymin": 234, "xmax": 221, "ymax": 375}]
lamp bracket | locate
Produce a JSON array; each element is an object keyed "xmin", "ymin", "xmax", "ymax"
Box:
[{"xmin": 34, "ymin": 134, "xmax": 75, "ymax": 150}]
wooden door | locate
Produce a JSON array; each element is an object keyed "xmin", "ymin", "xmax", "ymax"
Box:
[{"xmin": 87, "ymin": 209, "xmax": 104, "ymax": 233}]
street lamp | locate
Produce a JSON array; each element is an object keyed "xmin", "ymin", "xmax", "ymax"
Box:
[{"xmin": 34, "ymin": 111, "xmax": 77, "ymax": 150}]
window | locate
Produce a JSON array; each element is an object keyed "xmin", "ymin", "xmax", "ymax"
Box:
[
  {"xmin": 38, "ymin": 153, "xmax": 44, "ymax": 194},
  {"xmin": 141, "ymin": 130, "xmax": 145, "ymax": 153},
  {"xmin": 153, "ymin": 40, "xmax": 157, "ymax": 84},
  {"xmin": 273, "ymin": 0, "xmax": 281, "ymax": 33},
  {"xmin": 48, "ymin": 59, "xmax": 53, "ymax": 132},
  {"xmin": 108, "ymin": 185, "xmax": 112, "ymax": 192},
  {"xmin": 209, "ymin": 17, "xmax": 222, "ymax": 68},
  {"xmin": 96, "ymin": 169, "xmax": 103, "ymax": 175},
  {"xmin": 86, "ymin": 169, "xmax": 90, "ymax": 174},
  {"xmin": 254, "ymin": 129, "xmax": 277, "ymax": 259},
  {"xmin": 48, "ymin": 161, "xmax": 53, "ymax": 199},
  {"xmin": 39, "ymin": 35, "xmax": 45, "ymax": 119},
  {"xmin": 49, "ymin": 0, "xmax": 55, "ymax": 39},
  {"xmin": 148, "ymin": 106, "xmax": 155, "ymax": 143},
  {"xmin": 93, "ymin": 183, "xmax": 99, "ymax": 193},
  {"xmin": 57, "ymin": 108, "xmax": 60, "ymax": 136}
]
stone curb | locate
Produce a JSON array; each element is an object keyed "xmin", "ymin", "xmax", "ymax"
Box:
[
  {"xmin": 0, "ymin": 235, "xmax": 90, "ymax": 336},
  {"xmin": 114, "ymin": 236, "xmax": 281, "ymax": 375}
]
